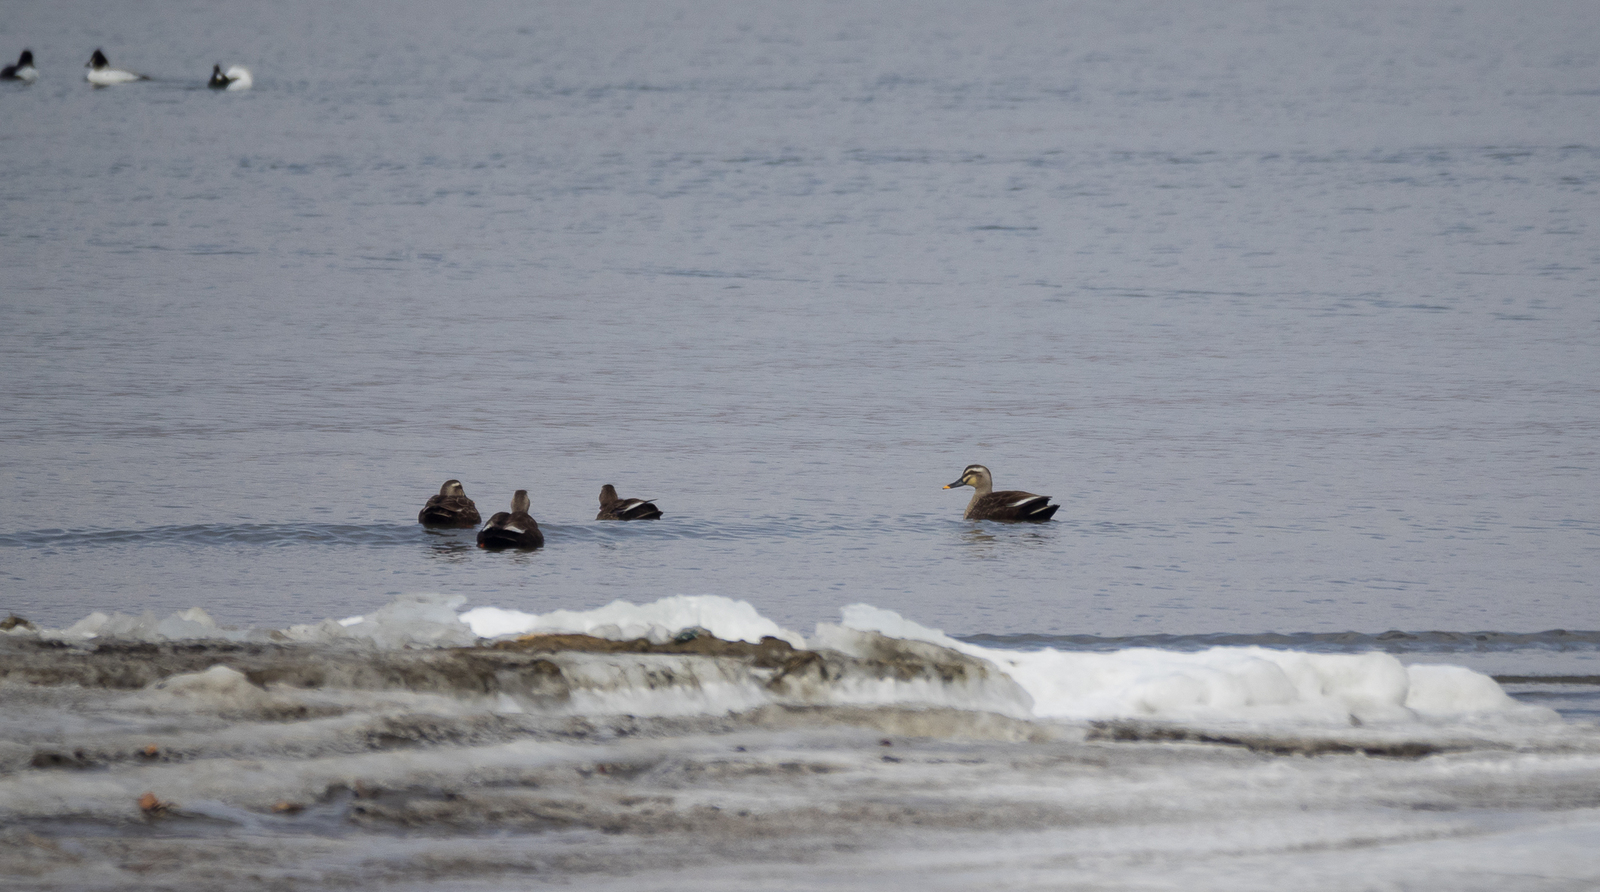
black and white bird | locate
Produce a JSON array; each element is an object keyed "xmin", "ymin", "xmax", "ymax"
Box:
[
  {"xmin": 208, "ymin": 64, "xmax": 252, "ymax": 90},
  {"xmin": 477, "ymin": 490, "xmax": 544, "ymax": 549},
  {"xmin": 85, "ymin": 49, "xmax": 148, "ymax": 85},
  {"xmin": 418, "ymin": 479, "xmax": 481, "ymax": 529},
  {"xmin": 2, "ymin": 50, "xmax": 38, "ymax": 82},
  {"xmin": 596, "ymin": 484, "xmax": 662, "ymax": 520},
  {"xmin": 943, "ymin": 464, "xmax": 1059, "ymax": 522}
]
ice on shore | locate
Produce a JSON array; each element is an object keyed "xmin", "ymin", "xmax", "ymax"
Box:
[
  {"xmin": 461, "ymin": 594, "xmax": 807, "ymax": 648},
  {"xmin": 13, "ymin": 594, "xmax": 1558, "ymax": 728}
]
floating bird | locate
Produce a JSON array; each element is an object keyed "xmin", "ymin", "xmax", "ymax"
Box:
[
  {"xmin": 418, "ymin": 479, "xmax": 481, "ymax": 528},
  {"xmin": 477, "ymin": 490, "xmax": 544, "ymax": 549},
  {"xmin": 1, "ymin": 50, "xmax": 38, "ymax": 82},
  {"xmin": 943, "ymin": 464, "xmax": 1059, "ymax": 522},
  {"xmin": 208, "ymin": 64, "xmax": 252, "ymax": 91},
  {"xmin": 85, "ymin": 49, "xmax": 148, "ymax": 85},
  {"xmin": 596, "ymin": 484, "xmax": 662, "ymax": 520}
]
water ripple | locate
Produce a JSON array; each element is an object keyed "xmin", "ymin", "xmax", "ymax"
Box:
[
  {"xmin": 0, "ymin": 514, "xmax": 944, "ymax": 549},
  {"xmin": 961, "ymin": 629, "xmax": 1600, "ymax": 656}
]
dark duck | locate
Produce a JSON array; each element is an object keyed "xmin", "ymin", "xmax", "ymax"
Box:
[
  {"xmin": 477, "ymin": 490, "xmax": 544, "ymax": 549},
  {"xmin": 2, "ymin": 50, "xmax": 38, "ymax": 82},
  {"xmin": 418, "ymin": 479, "xmax": 481, "ymax": 528},
  {"xmin": 943, "ymin": 464, "xmax": 1059, "ymax": 522},
  {"xmin": 596, "ymin": 484, "xmax": 662, "ymax": 520}
]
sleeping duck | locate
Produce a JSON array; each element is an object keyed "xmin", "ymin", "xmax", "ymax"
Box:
[
  {"xmin": 943, "ymin": 464, "xmax": 1059, "ymax": 522},
  {"xmin": 596, "ymin": 484, "xmax": 662, "ymax": 520},
  {"xmin": 2, "ymin": 50, "xmax": 38, "ymax": 82},
  {"xmin": 418, "ymin": 479, "xmax": 481, "ymax": 528},
  {"xmin": 477, "ymin": 490, "xmax": 544, "ymax": 549},
  {"xmin": 208, "ymin": 64, "xmax": 252, "ymax": 90},
  {"xmin": 85, "ymin": 49, "xmax": 148, "ymax": 85}
]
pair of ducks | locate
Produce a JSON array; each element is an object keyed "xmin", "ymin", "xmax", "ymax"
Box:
[
  {"xmin": 419, "ymin": 481, "xmax": 663, "ymax": 550},
  {"xmin": 1, "ymin": 49, "xmax": 252, "ymax": 90},
  {"xmin": 84, "ymin": 49, "xmax": 253, "ymax": 90}
]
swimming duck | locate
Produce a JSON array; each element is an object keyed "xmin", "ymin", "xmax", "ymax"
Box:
[
  {"xmin": 943, "ymin": 464, "xmax": 1059, "ymax": 522},
  {"xmin": 596, "ymin": 484, "xmax": 662, "ymax": 520},
  {"xmin": 418, "ymin": 479, "xmax": 481, "ymax": 528},
  {"xmin": 208, "ymin": 64, "xmax": 252, "ymax": 91},
  {"xmin": 85, "ymin": 49, "xmax": 148, "ymax": 85},
  {"xmin": 1, "ymin": 50, "xmax": 38, "ymax": 82},
  {"xmin": 477, "ymin": 490, "xmax": 544, "ymax": 549}
]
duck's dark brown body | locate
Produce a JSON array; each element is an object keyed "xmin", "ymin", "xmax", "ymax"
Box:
[
  {"xmin": 419, "ymin": 480, "xmax": 481, "ymax": 528},
  {"xmin": 944, "ymin": 464, "xmax": 1059, "ymax": 522},
  {"xmin": 596, "ymin": 484, "xmax": 662, "ymax": 520},
  {"xmin": 477, "ymin": 490, "xmax": 544, "ymax": 549}
]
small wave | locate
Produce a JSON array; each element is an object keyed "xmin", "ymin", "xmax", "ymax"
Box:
[
  {"xmin": 0, "ymin": 523, "xmax": 429, "ymax": 548},
  {"xmin": 0, "ymin": 514, "xmax": 918, "ymax": 550},
  {"xmin": 959, "ymin": 629, "xmax": 1600, "ymax": 655}
]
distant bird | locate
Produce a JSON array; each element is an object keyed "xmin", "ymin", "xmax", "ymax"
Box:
[
  {"xmin": 208, "ymin": 64, "xmax": 252, "ymax": 91},
  {"xmin": 85, "ymin": 49, "xmax": 148, "ymax": 85},
  {"xmin": 418, "ymin": 479, "xmax": 481, "ymax": 528},
  {"xmin": 596, "ymin": 484, "xmax": 662, "ymax": 520},
  {"xmin": 477, "ymin": 490, "xmax": 544, "ymax": 549},
  {"xmin": 943, "ymin": 464, "xmax": 1059, "ymax": 522},
  {"xmin": 1, "ymin": 50, "xmax": 38, "ymax": 82}
]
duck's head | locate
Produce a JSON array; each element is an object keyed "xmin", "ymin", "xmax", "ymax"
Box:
[
  {"xmin": 599, "ymin": 484, "xmax": 618, "ymax": 504},
  {"xmin": 87, "ymin": 49, "xmax": 108, "ymax": 69},
  {"xmin": 943, "ymin": 464, "xmax": 992, "ymax": 490},
  {"xmin": 18, "ymin": 50, "xmax": 34, "ymax": 67},
  {"xmin": 511, "ymin": 490, "xmax": 531, "ymax": 513},
  {"xmin": 440, "ymin": 479, "xmax": 466, "ymax": 497},
  {"xmin": 209, "ymin": 64, "xmax": 227, "ymax": 86}
]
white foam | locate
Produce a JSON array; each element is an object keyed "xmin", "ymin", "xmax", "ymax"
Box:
[
  {"xmin": 460, "ymin": 594, "xmax": 806, "ymax": 648},
  {"xmin": 1405, "ymin": 663, "xmax": 1526, "ymax": 716},
  {"xmin": 836, "ymin": 604, "xmax": 1558, "ymax": 726},
  {"xmin": 332, "ymin": 593, "xmax": 476, "ymax": 648}
]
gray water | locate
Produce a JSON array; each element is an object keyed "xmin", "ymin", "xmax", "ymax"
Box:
[
  {"xmin": 6, "ymin": 4, "xmax": 1600, "ymax": 890},
  {"xmin": 3, "ymin": 0, "xmax": 1599, "ymax": 640}
]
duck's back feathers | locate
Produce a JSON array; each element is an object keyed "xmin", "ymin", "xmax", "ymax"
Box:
[
  {"xmin": 2, "ymin": 50, "xmax": 38, "ymax": 82},
  {"xmin": 964, "ymin": 490, "xmax": 1060, "ymax": 523},
  {"xmin": 596, "ymin": 484, "xmax": 662, "ymax": 520},
  {"xmin": 478, "ymin": 491, "xmax": 544, "ymax": 549},
  {"xmin": 419, "ymin": 479, "xmax": 481, "ymax": 528}
]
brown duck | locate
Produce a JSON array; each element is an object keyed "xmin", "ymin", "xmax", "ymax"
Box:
[
  {"xmin": 418, "ymin": 479, "xmax": 481, "ymax": 528},
  {"xmin": 477, "ymin": 490, "xmax": 544, "ymax": 549},
  {"xmin": 943, "ymin": 464, "xmax": 1059, "ymax": 522},
  {"xmin": 596, "ymin": 484, "xmax": 662, "ymax": 520}
]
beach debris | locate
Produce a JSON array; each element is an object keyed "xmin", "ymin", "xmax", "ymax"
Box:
[{"xmin": 138, "ymin": 792, "xmax": 172, "ymax": 816}]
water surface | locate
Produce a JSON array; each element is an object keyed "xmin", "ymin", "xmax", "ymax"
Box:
[{"xmin": 2, "ymin": 0, "xmax": 1597, "ymax": 639}]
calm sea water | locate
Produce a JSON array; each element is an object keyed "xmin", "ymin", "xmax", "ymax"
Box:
[{"xmin": 2, "ymin": 0, "xmax": 1598, "ymax": 638}]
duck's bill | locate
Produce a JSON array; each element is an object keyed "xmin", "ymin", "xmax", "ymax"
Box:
[{"xmin": 943, "ymin": 479, "xmax": 966, "ymax": 489}]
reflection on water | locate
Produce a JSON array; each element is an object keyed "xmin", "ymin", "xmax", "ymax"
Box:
[
  {"xmin": 425, "ymin": 535, "xmax": 478, "ymax": 562},
  {"xmin": 959, "ymin": 527, "xmax": 999, "ymax": 544}
]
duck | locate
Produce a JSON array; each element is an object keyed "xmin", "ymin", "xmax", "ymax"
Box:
[
  {"xmin": 208, "ymin": 64, "xmax": 252, "ymax": 91},
  {"xmin": 596, "ymin": 484, "xmax": 662, "ymax": 520},
  {"xmin": 418, "ymin": 479, "xmax": 481, "ymax": 528},
  {"xmin": 477, "ymin": 490, "xmax": 544, "ymax": 549},
  {"xmin": 1, "ymin": 50, "xmax": 38, "ymax": 82},
  {"xmin": 943, "ymin": 464, "xmax": 1059, "ymax": 522},
  {"xmin": 85, "ymin": 49, "xmax": 148, "ymax": 85}
]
